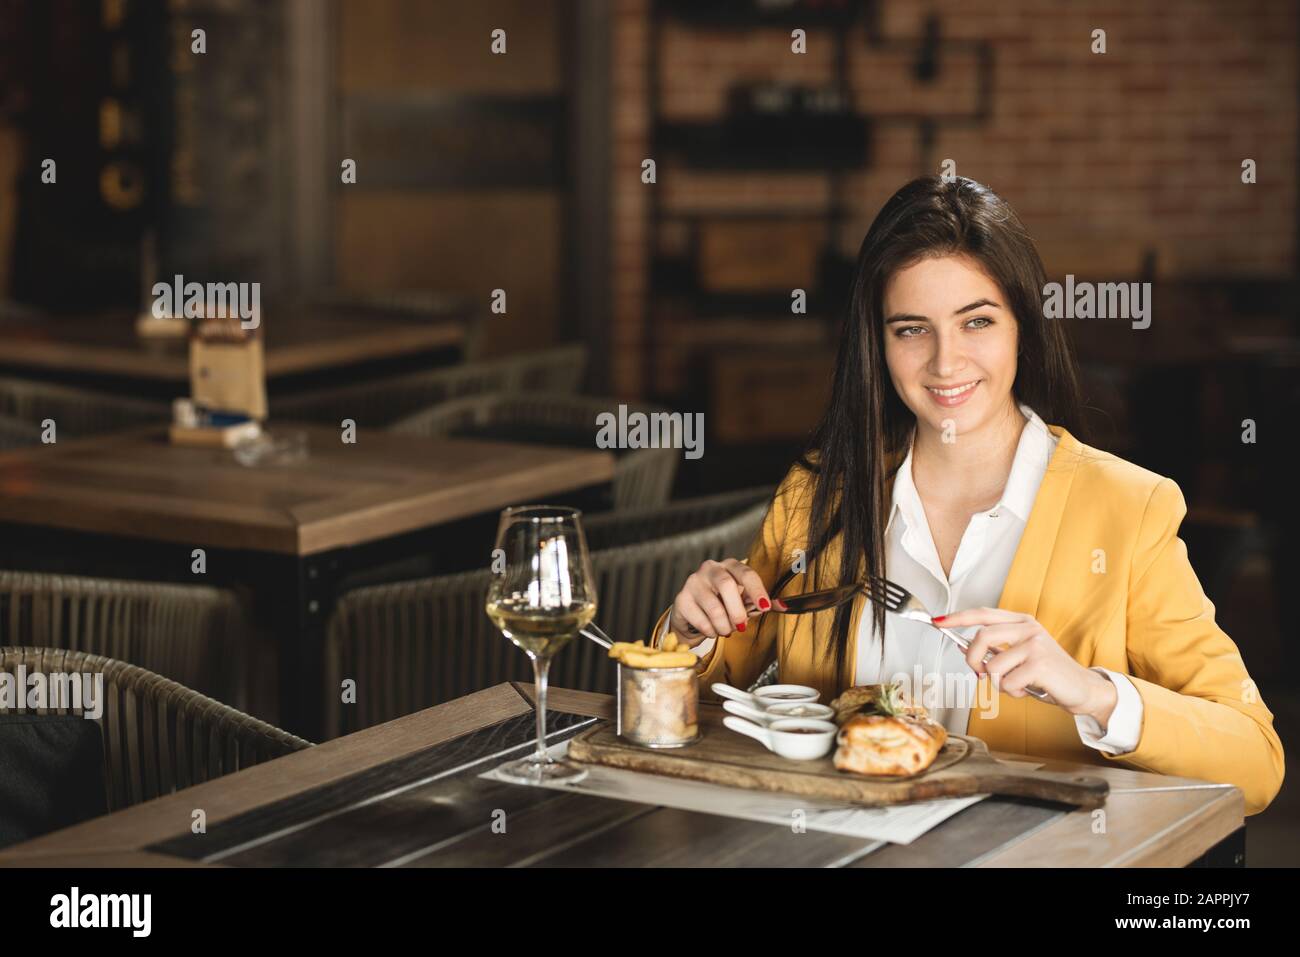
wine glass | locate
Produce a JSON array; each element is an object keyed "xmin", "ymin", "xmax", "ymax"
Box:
[{"xmin": 485, "ymin": 505, "xmax": 596, "ymax": 784}]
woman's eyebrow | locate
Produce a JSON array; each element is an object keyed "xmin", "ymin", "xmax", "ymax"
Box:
[
  {"xmin": 884, "ymin": 298, "xmax": 1002, "ymax": 324},
  {"xmin": 954, "ymin": 298, "xmax": 1001, "ymax": 314}
]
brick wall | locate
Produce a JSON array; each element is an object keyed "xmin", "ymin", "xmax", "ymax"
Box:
[{"xmin": 610, "ymin": 0, "xmax": 1298, "ymax": 399}]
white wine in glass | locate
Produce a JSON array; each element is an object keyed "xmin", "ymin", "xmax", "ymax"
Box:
[{"xmin": 485, "ymin": 505, "xmax": 597, "ymax": 784}]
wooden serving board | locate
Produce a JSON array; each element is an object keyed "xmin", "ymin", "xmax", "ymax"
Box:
[{"xmin": 567, "ymin": 705, "xmax": 1109, "ymax": 809}]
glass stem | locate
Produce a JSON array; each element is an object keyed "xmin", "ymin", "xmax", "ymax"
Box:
[{"xmin": 532, "ymin": 654, "xmax": 551, "ymax": 762}]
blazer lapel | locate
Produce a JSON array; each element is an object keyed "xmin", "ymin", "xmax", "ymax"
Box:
[
  {"xmin": 969, "ymin": 425, "xmax": 1085, "ymax": 746},
  {"xmin": 995, "ymin": 425, "xmax": 1083, "ymax": 619}
]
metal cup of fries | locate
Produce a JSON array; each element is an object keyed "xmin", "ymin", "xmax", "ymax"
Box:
[{"xmin": 609, "ymin": 634, "xmax": 700, "ymax": 749}]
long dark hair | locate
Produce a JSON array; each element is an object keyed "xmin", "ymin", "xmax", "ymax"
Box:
[{"xmin": 776, "ymin": 175, "xmax": 1088, "ymax": 680}]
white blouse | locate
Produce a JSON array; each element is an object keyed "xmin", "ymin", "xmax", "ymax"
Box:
[
  {"xmin": 683, "ymin": 404, "xmax": 1142, "ymax": 753},
  {"xmin": 857, "ymin": 404, "xmax": 1141, "ymax": 752}
]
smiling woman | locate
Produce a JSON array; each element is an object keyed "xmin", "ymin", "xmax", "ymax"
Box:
[
  {"xmin": 657, "ymin": 176, "xmax": 1285, "ymax": 816},
  {"xmin": 884, "ymin": 263, "xmax": 1019, "ymax": 422}
]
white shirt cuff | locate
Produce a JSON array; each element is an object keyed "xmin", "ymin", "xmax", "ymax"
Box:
[
  {"xmin": 1074, "ymin": 667, "xmax": 1143, "ymax": 754},
  {"xmin": 656, "ymin": 610, "xmax": 715, "ymax": 658}
]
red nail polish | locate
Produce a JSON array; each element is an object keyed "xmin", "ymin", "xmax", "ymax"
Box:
[
  {"xmin": 758, "ymin": 597, "xmax": 771, "ymax": 611},
  {"xmin": 775, "ymin": 599, "xmax": 788, "ymax": 611},
  {"xmin": 932, "ymin": 615, "xmax": 947, "ymax": 623},
  {"xmin": 735, "ymin": 621, "xmax": 746, "ymax": 632}
]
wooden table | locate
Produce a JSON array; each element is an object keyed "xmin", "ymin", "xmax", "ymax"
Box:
[
  {"xmin": 0, "ymin": 685, "xmax": 1246, "ymax": 868},
  {"xmin": 0, "ymin": 429, "xmax": 615, "ymax": 740},
  {"xmin": 0, "ymin": 305, "xmax": 467, "ymax": 391}
]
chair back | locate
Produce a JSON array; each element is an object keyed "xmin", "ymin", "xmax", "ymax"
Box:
[
  {"xmin": 324, "ymin": 497, "xmax": 769, "ymax": 737},
  {"xmin": 392, "ymin": 391, "xmax": 685, "ymax": 510},
  {"xmin": 583, "ymin": 486, "xmax": 773, "ymax": 550},
  {"xmin": 0, "ymin": 413, "xmax": 35, "ymax": 450},
  {"xmin": 272, "ymin": 344, "xmax": 587, "ymax": 427},
  {"xmin": 0, "ymin": 647, "xmax": 310, "ymax": 814},
  {"xmin": 0, "ymin": 377, "xmax": 167, "ymax": 439},
  {"xmin": 0, "ymin": 571, "xmax": 250, "ymax": 709}
]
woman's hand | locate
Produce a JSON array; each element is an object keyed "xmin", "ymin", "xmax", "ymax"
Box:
[
  {"xmin": 933, "ymin": 607, "xmax": 1118, "ymax": 726},
  {"xmin": 669, "ymin": 559, "xmax": 772, "ymax": 649}
]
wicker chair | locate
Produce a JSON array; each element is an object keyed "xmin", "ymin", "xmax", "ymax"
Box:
[
  {"xmin": 391, "ymin": 391, "xmax": 682, "ymax": 510},
  {"xmin": 585, "ymin": 488, "xmax": 781, "ymax": 695},
  {"xmin": 583, "ymin": 486, "xmax": 774, "ymax": 551},
  {"xmin": 0, "ymin": 412, "xmax": 36, "ymax": 450},
  {"xmin": 0, "ymin": 376, "xmax": 168, "ymax": 438},
  {"xmin": 0, "ymin": 571, "xmax": 252, "ymax": 710},
  {"xmin": 324, "ymin": 497, "xmax": 768, "ymax": 737},
  {"xmin": 271, "ymin": 344, "xmax": 588, "ymax": 428},
  {"xmin": 0, "ymin": 647, "xmax": 310, "ymax": 813}
]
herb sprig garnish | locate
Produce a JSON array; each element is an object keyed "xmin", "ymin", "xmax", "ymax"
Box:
[{"xmin": 855, "ymin": 681, "xmax": 905, "ymax": 718}]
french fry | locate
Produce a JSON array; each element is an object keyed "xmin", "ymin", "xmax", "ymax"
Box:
[
  {"xmin": 622, "ymin": 650, "xmax": 697, "ymax": 669},
  {"xmin": 657, "ymin": 652, "xmax": 698, "ymax": 668},
  {"xmin": 607, "ymin": 641, "xmax": 647, "ymax": 659},
  {"xmin": 661, "ymin": 632, "xmax": 679, "ymax": 652}
]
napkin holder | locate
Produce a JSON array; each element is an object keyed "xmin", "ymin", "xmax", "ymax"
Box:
[{"xmin": 170, "ymin": 316, "xmax": 267, "ymax": 448}]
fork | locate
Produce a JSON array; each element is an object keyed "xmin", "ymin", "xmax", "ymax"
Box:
[
  {"xmin": 684, "ymin": 574, "xmax": 1052, "ymax": 702},
  {"xmin": 580, "ymin": 621, "xmax": 614, "ymax": 650},
  {"xmin": 863, "ymin": 575, "xmax": 1052, "ymax": 702}
]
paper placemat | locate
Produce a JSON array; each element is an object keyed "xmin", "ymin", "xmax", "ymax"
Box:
[{"xmin": 481, "ymin": 739, "xmax": 1044, "ymax": 845}]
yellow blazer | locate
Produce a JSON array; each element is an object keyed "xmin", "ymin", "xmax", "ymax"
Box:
[{"xmin": 653, "ymin": 424, "xmax": 1285, "ymax": 815}]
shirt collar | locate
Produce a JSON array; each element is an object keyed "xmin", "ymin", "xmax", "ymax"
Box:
[
  {"xmin": 998, "ymin": 404, "xmax": 1057, "ymax": 521},
  {"xmin": 886, "ymin": 439, "xmax": 924, "ymax": 538},
  {"xmin": 887, "ymin": 403, "xmax": 1057, "ymax": 533}
]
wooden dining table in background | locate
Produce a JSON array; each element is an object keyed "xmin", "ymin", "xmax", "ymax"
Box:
[
  {"xmin": 0, "ymin": 303, "xmax": 469, "ymax": 392},
  {"xmin": 0, "ymin": 427, "xmax": 615, "ymax": 740},
  {"xmin": 0, "ymin": 684, "xmax": 1246, "ymax": 868}
]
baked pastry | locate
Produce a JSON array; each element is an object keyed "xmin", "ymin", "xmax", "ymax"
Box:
[{"xmin": 830, "ymin": 682, "xmax": 947, "ymax": 777}]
